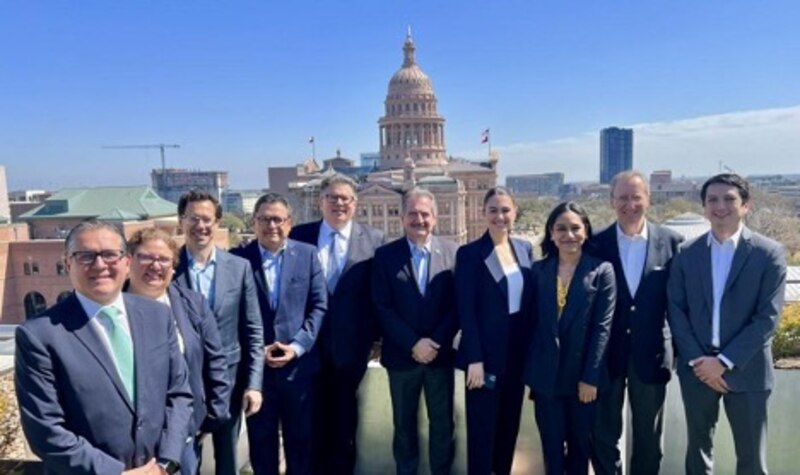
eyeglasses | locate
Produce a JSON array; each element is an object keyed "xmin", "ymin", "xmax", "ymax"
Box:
[
  {"xmin": 613, "ymin": 194, "xmax": 646, "ymax": 204},
  {"xmin": 135, "ymin": 253, "xmax": 174, "ymax": 267},
  {"xmin": 70, "ymin": 250, "xmax": 127, "ymax": 266},
  {"xmin": 324, "ymin": 194, "xmax": 355, "ymax": 205},
  {"xmin": 255, "ymin": 216, "xmax": 288, "ymax": 226},
  {"xmin": 182, "ymin": 215, "xmax": 217, "ymax": 226}
]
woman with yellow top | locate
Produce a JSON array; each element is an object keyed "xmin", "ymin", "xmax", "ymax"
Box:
[{"xmin": 523, "ymin": 201, "xmax": 615, "ymax": 475}]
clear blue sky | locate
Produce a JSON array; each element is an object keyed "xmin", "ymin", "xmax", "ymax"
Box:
[{"xmin": 2, "ymin": 1, "xmax": 798, "ymax": 190}]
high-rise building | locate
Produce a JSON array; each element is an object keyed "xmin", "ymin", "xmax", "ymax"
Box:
[
  {"xmin": 151, "ymin": 168, "xmax": 229, "ymax": 204},
  {"xmin": 599, "ymin": 127, "xmax": 633, "ymax": 184}
]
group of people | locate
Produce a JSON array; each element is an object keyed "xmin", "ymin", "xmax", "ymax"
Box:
[{"xmin": 14, "ymin": 170, "xmax": 786, "ymax": 475}]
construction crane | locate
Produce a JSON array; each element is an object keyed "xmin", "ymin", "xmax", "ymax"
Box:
[{"xmin": 102, "ymin": 144, "xmax": 180, "ymax": 172}]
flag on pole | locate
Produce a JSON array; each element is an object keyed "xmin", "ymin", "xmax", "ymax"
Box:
[
  {"xmin": 308, "ymin": 136, "xmax": 315, "ymax": 144},
  {"xmin": 481, "ymin": 128, "xmax": 490, "ymax": 144}
]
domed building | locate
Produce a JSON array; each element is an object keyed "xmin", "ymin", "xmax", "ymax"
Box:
[{"xmin": 286, "ymin": 30, "xmax": 497, "ymax": 243}]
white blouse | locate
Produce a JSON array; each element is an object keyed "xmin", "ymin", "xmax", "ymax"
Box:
[{"xmin": 503, "ymin": 262, "xmax": 524, "ymax": 314}]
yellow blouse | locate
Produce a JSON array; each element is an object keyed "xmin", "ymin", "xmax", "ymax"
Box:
[{"xmin": 557, "ymin": 276, "xmax": 570, "ymax": 317}]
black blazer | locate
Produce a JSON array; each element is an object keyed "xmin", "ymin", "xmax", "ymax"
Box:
[
  {"xmin": 523, "ymin": 254, "xmax": 616, "ymax": 397},
  {"xmin": 166, "ymin": 284, "xmax": 232, "ymax": 434},
  {"xmin": 591, "ymin": 222, "xmax": 683, "ymax": 384},
  {"xmin": 372, "ymin": 235, "xmax": 459, "ymax": 370},
  {"xmin": 454, "ymin": 232, "xmax": 534, "ymax": 378},
  {"xmin": 231, "ymin": 239, "xmax": 328, "ymax": 380},
  {"xmin": 290, "ymin": 220, "xmax": 385, "ymax": 368}
]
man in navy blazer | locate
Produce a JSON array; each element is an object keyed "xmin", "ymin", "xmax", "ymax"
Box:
[
  {"xmin": 372, "ymin": 188, "xmax": 459, "ymax": 475},
  {"xmin": 668, "ymin": 174, "xmax": 786, "ymax": 475},
  {"xmin": 591, "ymin": 171, "xmax": 684, "ymax": 475},
  {"xmin": 232, "ymin": 193, "xmax": 327, "ymax": 475},
  {"xmin": 289, "ymin": 174, "xmax": 385, "ymax": 474},
  {"xmin": 173, "ymin": 190, "xmax": 264, "ymax": 475},
  {"xmin": 15, "ymin": 220, "xmax": 192, "ymax": 475}
]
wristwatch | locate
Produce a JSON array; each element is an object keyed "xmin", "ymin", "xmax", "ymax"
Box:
[{"xmin": 157, "ymin": 458, "xmax": 180, "ymax": 474}]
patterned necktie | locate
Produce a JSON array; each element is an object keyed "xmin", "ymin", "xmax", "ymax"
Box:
[
  {"xmin": 327, "ymin": 231, "xmax": 342, "ymax": 291},
  {"xmin": 98, "ymin": 306, "xmax": 135, "ymax": 402}
]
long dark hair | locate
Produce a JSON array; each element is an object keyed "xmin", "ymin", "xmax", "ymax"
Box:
[{"xmin": 540, "ymin": 201, "xmax": 593, "ymax": 258}]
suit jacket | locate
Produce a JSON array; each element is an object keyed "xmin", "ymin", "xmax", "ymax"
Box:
[
  {"xmin": 454, "ymin": 232, "xmax": 534, "ymax": 378},
  {"xmin": 372, "ymin": 235, "xmax": 459, "ymax": 370},
  {"xmin": 591, "ymin": 222, "xmax": 683, "ymax": 384},
  {"xmin": 290, "ymin": 220, "xmax": 385, "ymax": 368},
  {"xmin": 14, "ymin": 293, "xmax": 193, "ymax": 475},
  {"xmin": 523, "ymin": 254, "xmax": 616, "ymax": 397},
  {"xmin": 667, "ymin": 227, "xmax": 786, "ymax": 392},
  {"xmin": 174, "ymin": 246, "xmax": 264, "ymax": 391},
  {"xmin": 167, "ymin": 284, "xmax": 232, "ymax": 434},
  {"xmin": 231, "ymin": 239, "xmax": 328, "ymax": 380}
]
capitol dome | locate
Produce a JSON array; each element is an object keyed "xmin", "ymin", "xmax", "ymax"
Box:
[{"xmin": 387, "ymin": 34, "xmax": 434, "ymax": 96}]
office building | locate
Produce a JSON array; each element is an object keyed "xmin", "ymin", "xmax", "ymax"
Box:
[{"xmin": 600, "ymin": 127, "xmax": 633, "ymax": 184}]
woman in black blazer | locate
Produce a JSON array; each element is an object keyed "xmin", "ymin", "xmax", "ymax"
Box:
[
  {"xmin": 127, "ymin": 228, "xmax": 232, "ymax": 475},
  {"xmin": 455, "ymin": 187, "xmax": 534, "ymax": 475},
  {"xmin": 523, "ymin": 202, "xmax": 615, "ymax": 475}
]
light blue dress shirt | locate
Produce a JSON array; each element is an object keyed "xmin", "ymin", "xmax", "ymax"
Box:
[{"xmin": 187, "ymin": 247, "xmax": 217, "ymax": 308}]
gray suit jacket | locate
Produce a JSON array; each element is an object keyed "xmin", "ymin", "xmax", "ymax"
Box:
[
  {"xmin": 174, "ymin": 247, "xmax": 264, "ymax": 391},
  {"xmin": 15, "ymin": 293, "xmax": 193, "ymax": 475},
  {"xmin": 667, "ymin": 227, "xmax": 786, "ymax": 392}
]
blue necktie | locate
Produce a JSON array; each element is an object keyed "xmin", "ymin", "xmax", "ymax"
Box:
[
  {"xmin": 413, "ymin": 246, "xmax": 429, "ymax": 295},
  {"xmin": 98, "ymin": 306, "xmax": 135, "ymax": 402},
  {"xmin": 327, "ymin": 231, "xmax": 342, "ymax": 291}
]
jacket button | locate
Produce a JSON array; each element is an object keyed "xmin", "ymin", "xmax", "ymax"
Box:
[
  {"xmin": 630, "ymin": 305, "xmax": 636, "ymax": 312},
  {"xmin": 626, "ymin": 329, "xmax": 631, "ymax": 335}
]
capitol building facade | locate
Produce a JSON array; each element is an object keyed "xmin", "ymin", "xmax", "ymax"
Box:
[{"xmin": 284, "ymin": 31, "xmax": 498, "ymax": 243}]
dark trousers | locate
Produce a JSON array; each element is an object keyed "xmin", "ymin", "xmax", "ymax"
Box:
[
  {"xmin": 678, "ymin": 371, "xmax": 770, "ymax": 475},
  {"xmin": 593, "ymin": 362, "xmax": 667, "ymax": 475},
  {"xmin": 210, "ymin": 364, "xmax": 244, "ymax": 475},
  {"xmin": 311, "ymin": 358, "xmax": 368, "ymax": 474},
  {"xmin": 534, "ymin": 393, "xmax": 597, "ymax": 475},
  {"xmin": 246, "ymin": 372, "xmax": 314, "ymax": 475},
  {"xmin": 388, "ymin": 365, "xmax": 455, "ymax": 475},
  {"xmin": 464, "ymin": 371, "xmax": 525, "ymax": 475}
]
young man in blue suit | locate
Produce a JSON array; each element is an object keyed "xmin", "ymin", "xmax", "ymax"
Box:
[
  {"xmin": 668, "ymin": 173, "xmax": 786, "ymax": 475},
  {"xmin": 372, "ymin": 188, "xmax": 459, "ymax": 475},
  {"xmin": 15, "ymin": 220, "xmax": 192, "ymax": 475},
  {"xmin": 289, "ymin": 174, "xmax": 385, "ymax": 474},
  {"xmin": 173, "ymin": 191, "xmax": 264, "ymax": 475},
  {"xmin": 232, "ymin": 193, "xmax": 328, "ymax": 475},
  {"xmin": 592, "ymin": 171, "xmax": 683, "ymax": 475}
]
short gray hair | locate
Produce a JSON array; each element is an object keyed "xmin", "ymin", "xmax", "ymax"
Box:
[
  {"xmin": 253, "ymin": 192, "xmax": 293, "ymax": 217},
  {"xmin": 65, "ymin": 220, "xmax": 127, "ymax": 255},
  {"xmin": 609, "ymin": 170, "xmax": 650, "ymax": 197},
  {"xmin": 320, "ymin": 173, "xmax": 358, "ymax": 197},
  {"xmin": 402, "ymin": 187, "xmax": 438, "ymax": 216}
]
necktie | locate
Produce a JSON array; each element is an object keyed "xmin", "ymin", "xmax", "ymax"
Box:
[
  {"xmin": 413, "ymin": 246, "xmax": 429, "ymax": 295},
  {"xmin": 327, "ymin": 231, "xmax": 342, "ymax": 291},
  {"xmin": 98, "ymin": 306, "xmax": 135, "ymax": 402}
]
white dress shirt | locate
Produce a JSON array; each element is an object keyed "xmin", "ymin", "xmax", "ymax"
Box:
[
  {"xmin": 318, "ymin": 220, "xmax": 352, "ymax": 280},
  {"xmin": 503, "ymin": 262, "xmax": 524, "ymax": 314},
  {"xmin": 616, "ymin": 222, "xmax": 648, "ymax": 297},
  {"xmin": 708, "ymin": 225, "xmax": 743, "ymax": 368}
]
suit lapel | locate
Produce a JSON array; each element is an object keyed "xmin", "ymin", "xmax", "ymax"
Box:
[
  {"xmin": 211, "ymin": 248, "xmax": 227, "ymax": 315},
  {"xmin": 637, "ymin": 222, "xmax": 662, "ymax": 299},
  {"xmin": 343, "ymin": 222, "xmax": 366, "ymax": 275},
  {"xmin": 246, "ymin": 242, "xmax": 269, "ymax": 298},
  {"xmin": 277, "ymin": 242, "xmax": 298, "ymax": 311},
  {"xmin": 168, "ymin": 286, "xmax": 194, "ymax": 339},
  {"xmin": 124, "ymin": 295, "xmax": 147, "ymax": 413},
  {"xmin": 175, "ymin": 247, "xmax": 193, "ymax": 290},
  {"xmin": 698, "ymin": 233, "xmax": 714, "ymax": 313},
  {"xmin": 480, "ymin": 233, "xmax": 507, "ymax": 299},
  {"xmin": 396, "ymin": 240, "xmax": 420, "ymax": 296},
  {"xmin": 429, "ymin": 236, "xmax": 445, "ymax": 284},
  {"xmin": 724, "ymin": 227, "xmax": 753, "ymax": 294},
  {"xmin": 70, "ymin": 295, "xmax": 135, "ymax": 412}
]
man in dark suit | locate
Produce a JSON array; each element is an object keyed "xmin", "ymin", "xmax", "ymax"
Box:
[
  {"xmin": 15, "ymin": 220, "xmax": 192, "ymax": 475},
  {"xmin": 372, "ymin": 188, "xmax": 458, "ymax": 475},
  {"xmin": 668, "ymin": 173, "xmax": 786, "ymax": 475},
  {"xmin": 289, "ymin": 174, "xmax": 385, "ymax": 474},
  {"xmin": 231, "ymin": 193, "xmax": 327, "ymax": 475},
  {"xmin": 591, "ymin": 171, "xmax": 684, "ymax": 475},
  {"xmin": 173, "ymin": 190, "xmax": 264, "ymax": 475}
]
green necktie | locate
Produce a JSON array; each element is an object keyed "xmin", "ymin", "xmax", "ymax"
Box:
[{"xmin": 98, "ymin": 306, "xmax": 135, "ymax": 402}]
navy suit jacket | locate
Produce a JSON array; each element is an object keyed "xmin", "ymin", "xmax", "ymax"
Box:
[
  {"xmin": 523, "ymin": 254, "xmax": 616, "ymax": 397},
  {"xmin": 591, "ymin": 222, "xmax": 683, "ymax": 384},
  {"xmin": 372, "ymin": 235, "xmax": 459, "ymax": 370},
  {"xmin": 454, "ymin": 232, "xmax": 534, "ymax": 378},
  {"xmin": 290, "ymin": 220, "xmax": 385, "ymax": 368},
  {"xmin": 14, "ymin": 293, "xmax": 193, "ymax": 475},
  {"xmin": 667, "ymin": 227, "xmax": 786, "ymax": 392},
  {"xmin": 174, "ymin": 247, "xmax": 264, "ymax": 391},
  {"xmin": 231, "ymin": 239, "xmax": 328, "ymax": 380},
  {"xmin": 167, "ymin": 284, "xmax": 232, "ymax": 434}
]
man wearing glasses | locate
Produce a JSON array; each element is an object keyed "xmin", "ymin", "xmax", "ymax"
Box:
[
  {"xmin": 231, "ymin": 193, "xmax": 327, "ymax": 475},
  {"xmin": 15, "ymin": 220, "xmax": 192, "ymax": 474},
  {"xmin": 290, "ymin": 174, "xmax": 385, "ymax": 474},
  {"xmin": 173, "ymin": 190, "xmax": 264, "ymax": 475}
]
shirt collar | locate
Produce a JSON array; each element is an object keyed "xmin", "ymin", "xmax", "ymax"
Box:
[
  {"xmin": 75, "ymin": 291, "xmax": 126, "ymax": 320},
  {"xmin": 321, "ymin": 219, "xmax": 353, "ymax": 241},
  {"xmin": 616, "ymin": 221, "xmax": 648, "ymax": 242},
  {"xmin": 187, "ymin": 247, "xmax": 217, "ymax": 269},
  {"xmin": 259, "ymin": 241, "xmax": 287, "ymax": 260},
  {"xmin": 406, "ymin": 237, "xmax": 432, "ymax": 255},
  {"xmin": 707, "ymin": 224, "xmax": 744, "ymax": 249}
]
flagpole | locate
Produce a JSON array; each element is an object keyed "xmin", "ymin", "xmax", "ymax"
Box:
[{"xmin": 309, "ymin": 136, "xmax": 316, "ymax": 162}]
